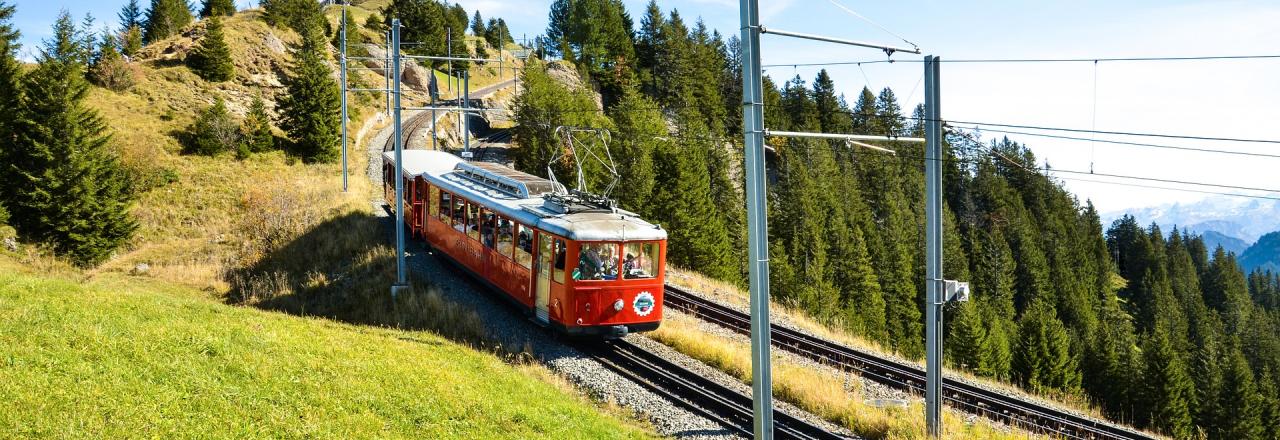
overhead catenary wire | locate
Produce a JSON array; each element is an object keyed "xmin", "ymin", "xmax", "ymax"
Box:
[
  {"xmin": 824, "ymin": 0, "xmax": 919, "ymax": 51},
  {"xmin": 762, "ymin": 53, "xmax": 1280, "ymax": 68},
  {"xmin": 950, "ymin": 125, "xmax": 1280, "ymax": 159}
]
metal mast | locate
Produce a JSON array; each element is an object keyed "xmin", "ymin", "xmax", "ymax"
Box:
[
  {"xmin": 339, "ymin": 6, "xmax": 348, "ymax": 192},
  {"xmin": 924, "ymin": 55, "xmax": 943, "ymax": 438},
  {"xmin": 391, "ymin": 19, "xmax": 407, "ymax": 295},
  {"xmin": 739, "ymin": 0, "xmax": 773, "ymax": 437}
]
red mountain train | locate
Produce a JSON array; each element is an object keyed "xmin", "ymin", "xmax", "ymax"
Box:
[{"xmin": 383, "ymin": 150, "xmax": 667, "ymax": 337}]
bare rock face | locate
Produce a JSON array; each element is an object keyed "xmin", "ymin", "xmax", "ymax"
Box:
[
  {"xmin": 400, "ymin": 60, "xmax": 431, "ymax": 90},
  {"xmin": 131, "ymin": 263, "xmax": 151, "ymax": 276}
]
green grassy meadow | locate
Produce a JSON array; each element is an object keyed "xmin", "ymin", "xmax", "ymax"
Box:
[{"xmin": 0, "ymin": 264, "xmax": 653, "ymax": 439}]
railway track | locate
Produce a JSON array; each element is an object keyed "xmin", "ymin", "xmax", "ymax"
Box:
[
  {"xmin": 580, "ymin": 339, "xmax": 848, "ymax": 440},
  {"xmin": 382, "ymin": 110, "xmax": 436, "ymax": 152},
  {"xmin": 662, "ymin": 285, "xmax": 1155, "ymax": 440}
]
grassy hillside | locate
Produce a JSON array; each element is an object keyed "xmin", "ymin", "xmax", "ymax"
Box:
[
  {"xmin": 0, "ymin": 4, "xmax": 652, "ymax": 439},
  {"xmin": 0, "ymin": 260, "xmax": 651, "ymax": 439}
]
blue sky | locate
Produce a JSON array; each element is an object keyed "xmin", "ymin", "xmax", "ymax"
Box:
[{"xmin": 13, "ymin": 0, "xmax": 1280, "ymax": 213}]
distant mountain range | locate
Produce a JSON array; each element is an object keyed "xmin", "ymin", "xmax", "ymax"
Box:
[
  {"xmin": 1103, "ymin": 195, "xmax": 1280, "ymax": 272},
  {"xmin": 1240, "ymin": 232, "xmax": 1280, "ymax": 273},
  {"xmin": 1102, "ymin": 196, "xmax": 1280, "ymax": 244}
]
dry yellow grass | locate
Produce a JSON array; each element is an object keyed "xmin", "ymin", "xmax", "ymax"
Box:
[
  {"xmin": 666, "ymin": 266, "xmax": 1117, "ymax": 422},
  {"xmin": 650, "ymin": 313, "xmax": 1038, "ymax": 440}
]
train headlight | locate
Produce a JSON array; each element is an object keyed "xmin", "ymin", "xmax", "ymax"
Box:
[{"xmin": 613, "ymin": 299, "xmax": 624, "ymax": 312}]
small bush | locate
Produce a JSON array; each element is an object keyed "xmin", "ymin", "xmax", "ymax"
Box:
[
  {"xmin": 89, "ymin": 32, "xmax": 139, "ymax": 92},
  {"xmin": 0, "ymin": 202, "xmax": 9, "ymax": 226},
  {"xmin": 183, "ymin": 98, "xmax": 241, "ymax": 155},
  {"xmin": 364, "ymin": 13, "xmax": 384, "ymax": 33},
  {"xmin": 239, "ymin": 95, "xmax": 275, "ymax": 157}
]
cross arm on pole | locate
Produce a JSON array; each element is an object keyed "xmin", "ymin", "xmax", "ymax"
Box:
[{"xmin": 759, "ymin": 26, "xmax": 921, "ymax": 55}]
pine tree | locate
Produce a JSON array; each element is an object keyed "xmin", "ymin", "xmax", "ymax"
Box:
[
  {"xmin": 1013, "ymin": 300, "xmax": 1080, "ymax": 393},
  {"xmin": 1140, "ymin": 327, "xmax": 1195, "ymax": 437},
  {"xmin": 186, "ymin": 16, "xmax": 233, "ymax": 82},
  {"xmin": 262, "ymin": 0, "xmax": 323, "ymax": 36},
  {"xmin": 948, "ymin": 301, "xmax": 989, "ymax": 373},
  {"xmin": 1259, "ymin": 369, "xmax": 1280, "ymax": 440},
  {"xmin": 184, "ymin": 98, "xmax": 239, "ymax": 155},
  {"xmin": 0, "ymin": 0, "xmax": 19, "ymax": 209},
  {"xmin": 143, "ymin": 0, "xmax": 193, "ymax": 43},
  {"xmin": 199, "ymin": 0, "xmax": 235, "ymax": 17},
  {"xmin": 607, "ymin": 89, "xmax": 660, "ymax": 213},
  {"xmin": 1216, "ymin": 347, "xmax": 1263, "ymax": 439},
  {"xmin": 8, "ymin": 12, "xmax": 136, "ymax": 266},
  {"xmin": 470, "ymin": 11, "xmax": 484, "ymax": 36},
  {"xmin": 278, "ymin": 28, "xmax": 339, "ymax": 163},
  {"xmin": 119, "ymin": 0, "xmax": 144, "ymax": 29},
  {"xmin": 119, "ymin": 25, "xmax": 143, "ymax": 57},
  {"xmin": 646, "ymin": 110, "xmax": 736, "ymax": 281},
  {"xmin": 89, "ymin": 31, "xmax": 135, "ymax": 91},
  {"xmin": 240, "ymin": 95, "xmax": 274, "ymax": 155}
]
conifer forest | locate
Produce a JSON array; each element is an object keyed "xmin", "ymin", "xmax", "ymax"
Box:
[{"xmin": 516, "ymin": 1, "xmax": 1280, "ymax": 437}]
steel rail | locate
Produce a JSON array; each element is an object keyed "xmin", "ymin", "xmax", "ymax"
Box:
[
  {"xmin": 662, "ymin": 284, "xmax": 1155, "ymax": 440},
  {"xmin": 580, "ymin": 339, "xmax": 849, "ymax": 440}
]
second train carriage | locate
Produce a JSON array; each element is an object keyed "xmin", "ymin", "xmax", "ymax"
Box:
[{"xmin": 383, "ymin": 150, "xmax": 667, "ymax": 337}]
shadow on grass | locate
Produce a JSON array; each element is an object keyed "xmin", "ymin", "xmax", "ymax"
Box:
[{"xmin": 224, "ymin": 210, "xmax": 487, "ymax": 345}]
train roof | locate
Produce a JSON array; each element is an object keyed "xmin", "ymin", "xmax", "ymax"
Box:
[{"xmin": 383, "ymin": 150, "xmax": 667, "ymax": 242}]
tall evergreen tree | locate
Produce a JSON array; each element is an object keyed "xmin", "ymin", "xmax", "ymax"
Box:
[
  {"xmin": 0, "ymin": 1, "xmax": 20, "ymax": 209},
  {"xmin": 143, "ymin": 0, "xmax": 193, "ymax": 43},
  {"xmin": 199, "ymin": 0, "xmax": 235, "ymax": 17},
  {"xmin": 277, "ymin": 28, "xmax": 339, "ymax": 163},
  {"xmin": 119, "ymin": 0, "xmax": 144, "ymax": 29},
  {"xmin": 646, "ymin": 110, "xmax": 736, "ymax": 281},
  {"xmin": 8, "ymin": 12, "xmax": 136, "ymax": 266},
  {"xmin": 1216, "ymin": 346, "xmax": 1263, "ymax": 439},
  {"xmin": 607, "ymin": 89, "xmax": 660, "ymax": 213},
  {"xmin": 1013, "ymin": 300, "xmax": 1080, "ymax": 393},
  {"xmin": 186, "ymin": 16, "xmax": 233, "ymax": 82},
  {"xmin": 470, "ymin": 11, "xmax": 484, "ymax": 36},
  {"xmin": 263, "ymin": 0, "xmax": 323, "ymax": 36},
  {"xmin": 1140, "ymin": 327, "xmax": 1195, "ymax": 437}
]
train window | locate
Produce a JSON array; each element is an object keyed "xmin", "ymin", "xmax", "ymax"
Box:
[
  {"xmin": 428, "ymin": 185, "xmax": 440, "ymax": 219},
  {"xmin": 552, "ymin": 239, "xmax": 566, "ymax": 283},
  {"xmin": 576, "ymin": 243, "xmax": 620, "ymax": 281},
  {"xmin": 479, "ymin": 208, "xmax": 496, "ymax": 248},
  {"xmin": 438, "ymin": 191, "xmax": 451, "ymax": 223},
  {"xmin": 496, "ymin": 216, "xmax": 515, "ymax": 258},
  {"xmin": 514, "ymin": 224, "xmax": 533, "ymax": 268},
  {"xmin": 466, "ymin": 202, "xmax": 480, "ymax": 240},
  {"xmin": 451, "ymin": 196, "xmax": 466, "ymax": 232},
  {"xmin": 623, "ymin": 242, "xmax": 658, "ymax": 279}
]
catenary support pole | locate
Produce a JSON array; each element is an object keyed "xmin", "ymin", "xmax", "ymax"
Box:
[
  {"xmin": 924, "ymin": 55, "xmax": 943, "ymax": 439},
  {"xmin": 392, "ymin": 19, "xmax": 407, "ymax": 294},
  {"xmin": 463, "ymin": 70, "xmax": 470, "ymax": 158},
  {"xmin": 740, "ymin": 0, "xmax": 774, "ymax": 438},
  {"xmin": 384, "ymin": 31, "xmax": 391, "ymax": 116},
  {"xmin": 446, "ymin": 27, "xmax": 452, "ymax": 93},
  {"xmin": 340, "ymin": 6, "xmax": 348, "ymax": 192}
]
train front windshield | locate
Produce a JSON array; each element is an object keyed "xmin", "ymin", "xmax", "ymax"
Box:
[{"xmin": 573, "ymin": 241, "xmax": 660, "ymax": 281}]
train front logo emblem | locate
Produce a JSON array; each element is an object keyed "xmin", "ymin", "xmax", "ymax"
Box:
[{"xmin": 633, "ymin": 291, "xmax": 656, "ymax": 316}]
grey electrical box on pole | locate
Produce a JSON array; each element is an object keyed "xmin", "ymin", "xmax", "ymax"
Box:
[
  {"xmin": 339, "ymin": 7, "xmax": 348, "ymax": 193},
  {"xmin": 391, "ymin": 19, "xmax": 408, "ymax": 296},
  {"xmin": 738, "ymin": 0, "xmax": 774, "ymax": 438},
  {"xmin": 924, "ymin": 55, "xmax": 943, "ymax": 438}
]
